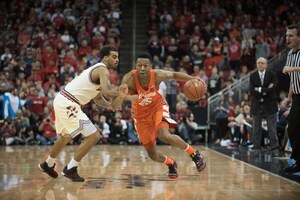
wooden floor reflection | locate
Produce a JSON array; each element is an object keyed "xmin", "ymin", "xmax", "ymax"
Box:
[{"xmin": 0, "ymin": 145, "xmax": 300, "ymax": 200}]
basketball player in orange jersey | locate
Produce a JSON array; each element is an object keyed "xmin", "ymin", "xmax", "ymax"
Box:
[{"xmin": 112, "ymin": 53, "xmax": 206, "ymax": 179}]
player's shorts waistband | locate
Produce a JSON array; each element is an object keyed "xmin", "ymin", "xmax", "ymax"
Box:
[{"xmin": 60, "ymin": 89, "xmax": 81, "ymax": 106}]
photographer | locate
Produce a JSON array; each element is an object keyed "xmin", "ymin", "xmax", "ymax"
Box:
[
  {"xmin": 14, "ymin": 110, "xmax": 35, "ymax": 145},
  {"xmin": 107, "ymin": 111, "xmax": 128, "ymax": 145},
  {"xmin": 36, "ymin": 117, "xmax": 57, "ymax": 145},
  {"xmin": 178, "ymin": 113, "xmax": 202, "ymax": 144},
  {"xmin": 0, "ymin": 118, "xmax": 25, "ymax": 145}
]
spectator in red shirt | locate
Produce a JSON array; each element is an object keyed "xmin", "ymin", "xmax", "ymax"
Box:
[
  {"xmin": 41, "ymin": 46, "xmax": 58, "ymax": 69},
  {"xmin": 51, "ymin": 8, "xmax": 64, "ymax": 30},
  {"xmin": 165, "ymin": 37, "xmax": 180, "ymax": 61},
  {"xmin": 36, "ymin": 116, "xmax": 57, "ymax": 145},
  {"xmin": 77, "ymin": 26, "xmax": 91, "ymax": 45},
  {"xmin": 61, "ymin": 50, "xmax": 78, "ymax": 71},
  {"xmin": 43, "ymin": 74, "xmax": 61, "ymax": 93},
  {"xmin": 109, "ymin": 68, "xmax": 120, "ymax": 86},
  {"xmin": 34, "ymin": 61, "xmax": 45, "ymax": 81},
  {"xmin": 228, "ymin": 37, "xmax": 242, "ymax": 73},
  {"xmin": 179, "ymin": 55, "xmax": 193, "ymax": 74},
  {"xmin": 78, "ymin": 39, "xmax": 92, "ymax": 58},
  {"xmin": 91, "ymin": 31, "xmax": 105, "ymax": 49},
  {"xmin": 174, "ymin": 15, "xmax": 189, "ymax": 32},
  {"xmin": 177, "ymin": 28, "xmax": 189, "ymax": 55},
  {"xmin": 203, "ymin": 53, "xmax": 217, "ymax": 77},
  {"xmin": 45, "ymin": 60, "xmax": 59, "ymax": 76},
  {"xmin": 18, "ymin": 28, "xmax": 31, "ymax": 47},
  {"xmin": 26, "ymin": 86, "xmax": 48, "ymax": 118},
  {"xmin": 175, "ymin": 100, "xmax": 192, "ymax": 125}
]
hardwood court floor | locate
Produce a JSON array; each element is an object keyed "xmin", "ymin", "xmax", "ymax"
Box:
[{"xmin": 0, "ymin": 145, "xmax": 300, "ymax": 200}]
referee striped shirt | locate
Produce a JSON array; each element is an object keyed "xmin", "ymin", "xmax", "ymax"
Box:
[{"xmin": 286, "ymin": 49, "xmax": 300, "ymax": 94}]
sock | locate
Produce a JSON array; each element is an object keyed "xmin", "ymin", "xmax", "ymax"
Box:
[
  {"xmin": 46, "ymin": 156, "xmax": 55, "ymax": 167},
  {"xmin": 67, "ymin": 157, "xmax": 79, "ymax": 170},
  {"xmin": 163, "ymin": 156, "xmax": 174, "ymax": 165},
  {"xmin": 184, "ymin": 144, "xmax": 196, "ymax": 156}
]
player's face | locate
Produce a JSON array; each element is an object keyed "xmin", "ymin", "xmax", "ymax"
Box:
[
  {"xmin": 286, "ymin": 29, "xmax": 300, "ymax": 50},
  {"xmin": 136, "ymin": 58, "xmax": 152, "ymax": 77},
  {"xmin": 106, "ymin": 51, "xmax": 119, "ymax": 68}
]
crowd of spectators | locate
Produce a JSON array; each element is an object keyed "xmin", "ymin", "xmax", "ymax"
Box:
[
  {"xmin": 146, "ymin": 0, "xmax": 299, "ymax": 146},
  {"xmin": 0, "ymin": 0, "xmax": 135, "ymax": 146},
  {"xmin": 0, "ymin": 0, "xmax": 299, "ymax": 146}
]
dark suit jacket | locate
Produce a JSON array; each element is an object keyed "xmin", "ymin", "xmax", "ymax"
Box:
[{"xmin": 249, "ymin": 70, "xmax": 278, "ymax": 116}]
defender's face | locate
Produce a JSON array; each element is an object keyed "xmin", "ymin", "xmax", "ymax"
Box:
[
  {"xmin": 106, "ymin": 51, "xmax": 119, "ymax": 68},
  {"xmin": 136, "ymin": 58, "xmax": 152, "ymax": 77}
]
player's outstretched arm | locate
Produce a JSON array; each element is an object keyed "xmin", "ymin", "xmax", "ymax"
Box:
[
  {"xmin": 98, "ymin": 67, "xmax": 119, "ymax": 99},
  {"xmin": 111, "ymin": 72, "xmax": 137, "ymax": 110},
  {"xmin": 155, "ymin": 69, "xmax": 200, "ymax": 82},
  {"xmin": 93, "ymin": 93, "xmax": 112, "ymax": 109}
]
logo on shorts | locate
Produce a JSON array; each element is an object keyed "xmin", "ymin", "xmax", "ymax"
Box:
[{"xmin": 66, "ymin": 106, "xmax": 78, "ymax": 118}]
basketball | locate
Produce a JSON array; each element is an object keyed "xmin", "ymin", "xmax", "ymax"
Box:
[{"xmin": 183, "ymin": 79, "xmax": 207, "ymax": 101}]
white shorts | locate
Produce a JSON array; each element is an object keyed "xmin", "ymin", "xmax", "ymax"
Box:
[{"xmin": 53, "ymin": 92, "xmax": 97, "ymax": 138}]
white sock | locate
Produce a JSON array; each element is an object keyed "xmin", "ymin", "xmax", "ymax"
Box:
[
  {"xmin": 46, "ymin": 156, "xmax": 55, "ymax": 167},
  {"xmin": 67, "ymin": 157, "xmax": 79, "ymax": 170}
]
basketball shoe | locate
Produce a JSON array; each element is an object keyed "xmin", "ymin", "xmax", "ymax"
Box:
[
  {"xmin": 168, "ymin": 161, "xmax": 178, "ymax": 179},
  {"xmin": 38, "ymin": 162, "xmax": 58, "ymax": 178},
  {"xmin": 190, "ymin": 150, "xmax": 206, "ymax": 172},
  {"xmin": 62, "ymin": 166, "xmax": 85, "ymax": 182}
]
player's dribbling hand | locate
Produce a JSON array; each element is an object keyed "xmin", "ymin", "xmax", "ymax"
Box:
[
  {"xmin": 196, "ymin": 78, "xmax": 207, "ymax": 91},
  {"xmin": 130, "ymin": 94, "xmax": 139, "ymax": 102},
  {"xmin": 118, "ymin": 84, "xmax": 128, "ymax": 99}
]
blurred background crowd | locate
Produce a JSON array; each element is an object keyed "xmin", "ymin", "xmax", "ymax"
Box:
[{"xmin": 0, "ymin": 0, "xmax": 299, "ymax": 149}]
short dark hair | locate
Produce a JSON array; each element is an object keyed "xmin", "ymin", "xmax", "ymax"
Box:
[
  {"xmin": 287, "ymin": 23, "xmax": 300, "ymax": 36},
  {"xmin": 135, "ymin": 52, "xmax": 153, "ymax": 62},
  {"xmin": 100, "ymin": 46, "xmax": 118, "ymax": 60}
]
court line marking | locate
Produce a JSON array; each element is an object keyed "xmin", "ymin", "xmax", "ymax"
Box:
[{"xmin": 207, "ymin": 147, "xmax": 300, "ymax": 185}]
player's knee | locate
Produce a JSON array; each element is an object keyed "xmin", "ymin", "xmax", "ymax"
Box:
[
  {"xmin": 147, "ymin": 152, "xmax": 158, "ymax": 161},
  {"xmin": 159, "ymin": 134, "xmax": 173, "ymax": 144}
]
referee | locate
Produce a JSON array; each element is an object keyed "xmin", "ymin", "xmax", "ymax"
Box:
[{"xmin": 282, "ymin": 23, "xmax": 300, "ymax": 174}]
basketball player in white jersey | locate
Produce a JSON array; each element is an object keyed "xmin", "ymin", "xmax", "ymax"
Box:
[{"xmin": 38, "ymin": 46, "xmax": 128, "ymax": 182}]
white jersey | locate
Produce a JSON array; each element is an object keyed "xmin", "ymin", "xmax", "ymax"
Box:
[{"xmin": 64, "ymin": 62, "xmax": 106, "ymax": 105}]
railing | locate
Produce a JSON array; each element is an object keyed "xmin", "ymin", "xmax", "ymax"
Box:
[{"xmin": 205, "ymin": 48, "xmax": 290, "ymax": 131}]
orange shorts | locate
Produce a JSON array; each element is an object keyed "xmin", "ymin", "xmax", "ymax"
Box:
[{"xmin": 134, "ymin": 120, "xmax": 169, "ymax": 148}]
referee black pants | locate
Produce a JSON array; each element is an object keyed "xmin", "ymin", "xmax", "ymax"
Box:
[{"xmin": 287, "ymin": 96, "xmax": 300, "ymax": 162}]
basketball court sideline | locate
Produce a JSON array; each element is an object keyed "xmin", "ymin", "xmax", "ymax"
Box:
[{"xmin": 0, "ymin": 145, "xmax": 299, "ymax": 200}]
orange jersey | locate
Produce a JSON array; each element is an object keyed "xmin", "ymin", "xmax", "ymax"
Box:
[
  {"xmin": 131, "ymin": 69, "xmax": 176, "ymax": 146},
  {"xmin": 131, "ymin": 69, "xmax": 165, "ymax": 120}
]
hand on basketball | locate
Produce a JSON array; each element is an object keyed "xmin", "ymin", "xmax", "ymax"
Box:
[
  {"xmin": 129, "ymin": 94, "xmax": 139, "ymax": 102},
  {"xmin": 194, "ymin": 78, "xmax": 207, "ymax": 89}
]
